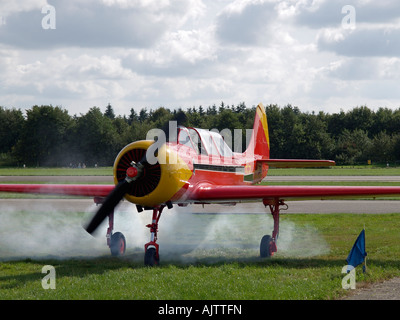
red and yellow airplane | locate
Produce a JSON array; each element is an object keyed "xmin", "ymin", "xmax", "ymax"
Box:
[{"xmin": 2, "ymin": 103, "xmax": 400, "ymax": 266}]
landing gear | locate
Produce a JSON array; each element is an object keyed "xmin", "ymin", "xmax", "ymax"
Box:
[
  {"xmin": 110, "ymin": 232, "xmax": 126, "ymax": 256},
  {"xmin": 260, "ymin": 235, "xmax": 273, "ymax": 258},
  {"xmin": 260, "ymin": 198, "xmax": 286, "ymax": 258},
  {"xmin": 106, "ymin": 209, "xmax": 127, "ymax": 256},
  {"xmin": 94, "ymin": 197, "xmax": 127, "ymax": 257},
  {"xmin": 144, "ymin": 247, "xmax": 159, "ymax": 266},
  {"xmin": 94, "ymin": 196, "xmax": 170, "ymax": 265},
  {"xmin": 144, "ymin": 205, "xmax": 165, "ymax": 266}
]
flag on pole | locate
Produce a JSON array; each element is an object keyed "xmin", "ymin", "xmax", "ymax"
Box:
[{"xmin": 346, "ymin": 229, "xmax": 367, "ymax": 273}]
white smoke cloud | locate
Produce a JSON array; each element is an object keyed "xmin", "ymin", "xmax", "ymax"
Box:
[
  {"xmin": 0, "ymin": 200, "xmax": 329, "ymax": 262},
  {"xmin": 0, "ymin": 201, "xmax": 108, "ymax": 260}
]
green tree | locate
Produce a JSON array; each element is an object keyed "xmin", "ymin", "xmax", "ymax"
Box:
[
  {"xmin": 128, "ymin": 108, "xmax": 138, "ymax": 124},
  {"xmin": 148, "ymin": 107, "xmax": 173, "ymax": 128},
  {"xmin": 74, "ymin": 107, "xmax": 119, "ymax": 166},
  {"xmin": 369, "ymin": 131, "xmax": 395, "ymax": 163},
  {"xmin": 14, "ymin": 105, "xmax": 72, "ymax": 166},
  {"xmin": 139, "ymin": 108, "xmax": 148, "ymax": 123},
  {"xmin": 335, "ymin": 129, "xmax": 372, "ymax": 165},
  {"xmin": 345, "ymin": 106, "xmax": 373, "ymax": 135},
  {"xmin": 300, "ymin": 112, "xmax": 334, "ymax": 160},
  {"xmin": 0, "ymin": 107, "xmax": 24, "ymax": 154},
  {"xmin": 104, "ymin": 103, "xmax": 115, "ymax": 120}
]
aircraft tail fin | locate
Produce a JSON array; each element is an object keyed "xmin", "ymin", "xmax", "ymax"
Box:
[
  {"xmin": 244, "ymin": 103, "xmax": 270, "ymax": 160},
  {"xmin": 244, "ymin": 103, "xmax": 335, "ymax": 183}
]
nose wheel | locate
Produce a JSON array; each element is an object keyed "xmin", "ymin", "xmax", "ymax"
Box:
[
  {"xmin": 95, "ymin": 196, "xmax": 170, "ymax": 265},
  {"xmin": 144, "ymin": 246, "xmax": 159, "ymax": 266},
  {"xmin": 144, "ymin": 205, "xmax": 165, "ymax": 266}
]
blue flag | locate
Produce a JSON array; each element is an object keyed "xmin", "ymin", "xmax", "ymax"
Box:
[{"xmin": 346, "ymin": 229, "xmax": 367, "ymax": 273}]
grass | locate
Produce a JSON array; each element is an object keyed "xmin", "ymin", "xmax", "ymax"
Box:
[
  {"xmin": 1, "ymin": 166, "xmax": 400, "ymax": 301},
  {"xmin": 268, "ymin": 166, "xmax": 400, "ymax": 176},
  {"xmin": 0, "ymin": 165, "xmax": 400, "ymax": 176},
  {"xmin": 0, "ymin": 212, "xmax": 399, "ymax": 300},
  {"xmin": 0, "ymin": 167, "xmax": 113, "ymax": 176}
]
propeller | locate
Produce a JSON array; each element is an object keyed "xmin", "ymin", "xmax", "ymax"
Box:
[
  {"xmin": 84, "ymin": 113, "xmax": 186, "ymax": 235},
  {"xmin": 84, "ymin": 156, "xmax": 145, "ymax": 235}
]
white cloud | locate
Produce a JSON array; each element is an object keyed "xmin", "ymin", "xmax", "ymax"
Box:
[
  {"xmin": 0, "ymin": 0, "xmax": 47, "ymax": 18},
  {"xmin": 216, "ymin": 0, "xmax": 278, "ymax": 46},
  {"xmin": 0, "ymin": 0, "xmax": 202, "ymax": 49},
  {"xmin": 318, "ymin": 26, "xmax": 400, "ymax": 57},
  {"xmin": 1, "ymin": 0, "xmax": 400, "ymax": 116}
]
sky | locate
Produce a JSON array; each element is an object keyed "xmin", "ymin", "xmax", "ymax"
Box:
[{"xmin": 1, "ymin": 0, "xmax": 400, "ymax": 117}]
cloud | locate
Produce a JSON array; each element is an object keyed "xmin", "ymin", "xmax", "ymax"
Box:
[
  {"xmin": 0, "ymin": 0, "xmax": 198, "ymax": 49},
  {"xmin": 122, "ymin": 28, "xmax": 218, "ymax": 78},
  {"xmin": 0, "ymin": 0, "xmax": 47, "ymax": 18},
  {"xmin": 318, "ymin": 27, "xmax": 400, "ymax": 57},
  {"xmin": 216, "ymin": 0, "xmax": 278, "ymax": 46},
  {"xmin": 0, "ymin": 50, "xmax": 141, "ymax": 112},
  {"xmin": 324, "ymin": 57, "xmax": 400, "ymax": 81},
  {"xmin": 1, "ymin": 0, "xmax": 400, "ymax": 116},
  {"xmin": 294, "ymin": 0, "xmax": 400, "ymax": 29}
]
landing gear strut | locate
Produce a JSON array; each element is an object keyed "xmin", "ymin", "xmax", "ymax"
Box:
[
  {"xmin": 260, "ymin": 198, "xmax": 287, "ymax": 258},
  {"xmin": 94, "ymin": 196, "xmax": 127, "ymax": 257},
  {"xmin": 144, "ymin": 205, "xmax": 166, "ymax": 266},
  {"xmin": 94, "ymin": 196, "xmax": 170, "ymax": 266}
]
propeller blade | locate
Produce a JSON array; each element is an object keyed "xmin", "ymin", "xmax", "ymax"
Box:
[
  {"xmin": 85, "ymin": 179, "xmax": 130, "ymax": 235},
  {"xmin": 84, "ymin": 143, "xmax": 154, "ymax": 235}
]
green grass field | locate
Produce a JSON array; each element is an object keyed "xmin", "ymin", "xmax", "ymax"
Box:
[
  {"xmin": 0, "ymin": 167, "xmax": 113, "ymax": 176},
  {"xmin": 267, "ymin": 166, "xmax": 400, "ymax": 176},
  {"xmin": 0, "ymin": 212, "xmax": 399, "ymax": 300},
  {"xmin": 0, "ymin": 164, "xmax": 400, "ymax": 176},
  {"xmin": 1, "ymin": 166, "xmax": 400, "ymax": 301}
]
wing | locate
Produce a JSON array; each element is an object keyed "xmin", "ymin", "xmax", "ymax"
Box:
[
  {"xmin": 189, "ymin": 184, "xmax": 400, "ymax": 203},
  {"xmin": 0, "ymin": 184, "xmax": 114, "ymax": 197}
]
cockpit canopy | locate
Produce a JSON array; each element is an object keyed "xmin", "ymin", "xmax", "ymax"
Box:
[{"xmin": 177, "ymin": 127, "xmax": 233, "ymax": 157}]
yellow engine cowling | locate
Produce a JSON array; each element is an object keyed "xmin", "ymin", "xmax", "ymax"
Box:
[{"xmin": 113, "ymin": 140, "xmax": 192, "ymax": 207}]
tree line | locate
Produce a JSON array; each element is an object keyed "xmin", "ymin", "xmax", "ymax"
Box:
[{"xmin": 1, "ymin": 103, "xmax": 400, "ymax": 167}]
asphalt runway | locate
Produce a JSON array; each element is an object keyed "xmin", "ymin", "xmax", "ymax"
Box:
[
  {"xmin": 266, "ymin": 176, "xmax": 400, "ymax": 182},
  {"xmin": 1, "ymin": 198, "xmax": 400, "ymax": 214}
]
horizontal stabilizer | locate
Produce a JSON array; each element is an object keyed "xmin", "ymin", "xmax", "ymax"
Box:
[{"xmin": 259, "ymin": 159, "xmax": 335, "ymax": 168}]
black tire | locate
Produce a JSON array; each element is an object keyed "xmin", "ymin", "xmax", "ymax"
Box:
[
  {"xmin": 144, "ymin": 247, "xmax": 159, "ymax": 266},
  {"xmin": 110, "ymin": 232, "xmax": 126, "ymax": 256},
  {"xmin": 260, "ymin": 235, "xmax": 273, "ymax": 258}
]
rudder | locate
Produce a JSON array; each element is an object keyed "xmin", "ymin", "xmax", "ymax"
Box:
[{"xmin": 245, "ymin": 103, "xmax": 270, "ymax": 160}]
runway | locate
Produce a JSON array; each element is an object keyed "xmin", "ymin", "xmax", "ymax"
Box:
[
  {"xmin": 1, "ymin": 198, "xmax": 400, "ymax": 214},
  {"xmin": 265, "ymin": 176, "xmax": 400, "ymax": 182}
]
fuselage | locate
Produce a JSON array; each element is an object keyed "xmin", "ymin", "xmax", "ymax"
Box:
[{"xmin": 173, "ymin": 126, "xmax": 268, "ymax": 187}]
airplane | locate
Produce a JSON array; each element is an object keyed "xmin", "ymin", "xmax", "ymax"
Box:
[{"xmin": 2, "ymin": 102, "xmax": 400, "ymax": 266}]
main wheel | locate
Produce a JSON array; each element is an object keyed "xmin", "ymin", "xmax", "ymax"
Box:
[
  {"xmin": 110, "ymin": 232, "xmax": 126, "ymax": 256},
  {"xmin": 260, "ymin": 235, "xmax": 273, "ymax": 258},
  {"xmin": 144, "ymin": 247, "xmax": 159, "ymax": 266}
]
